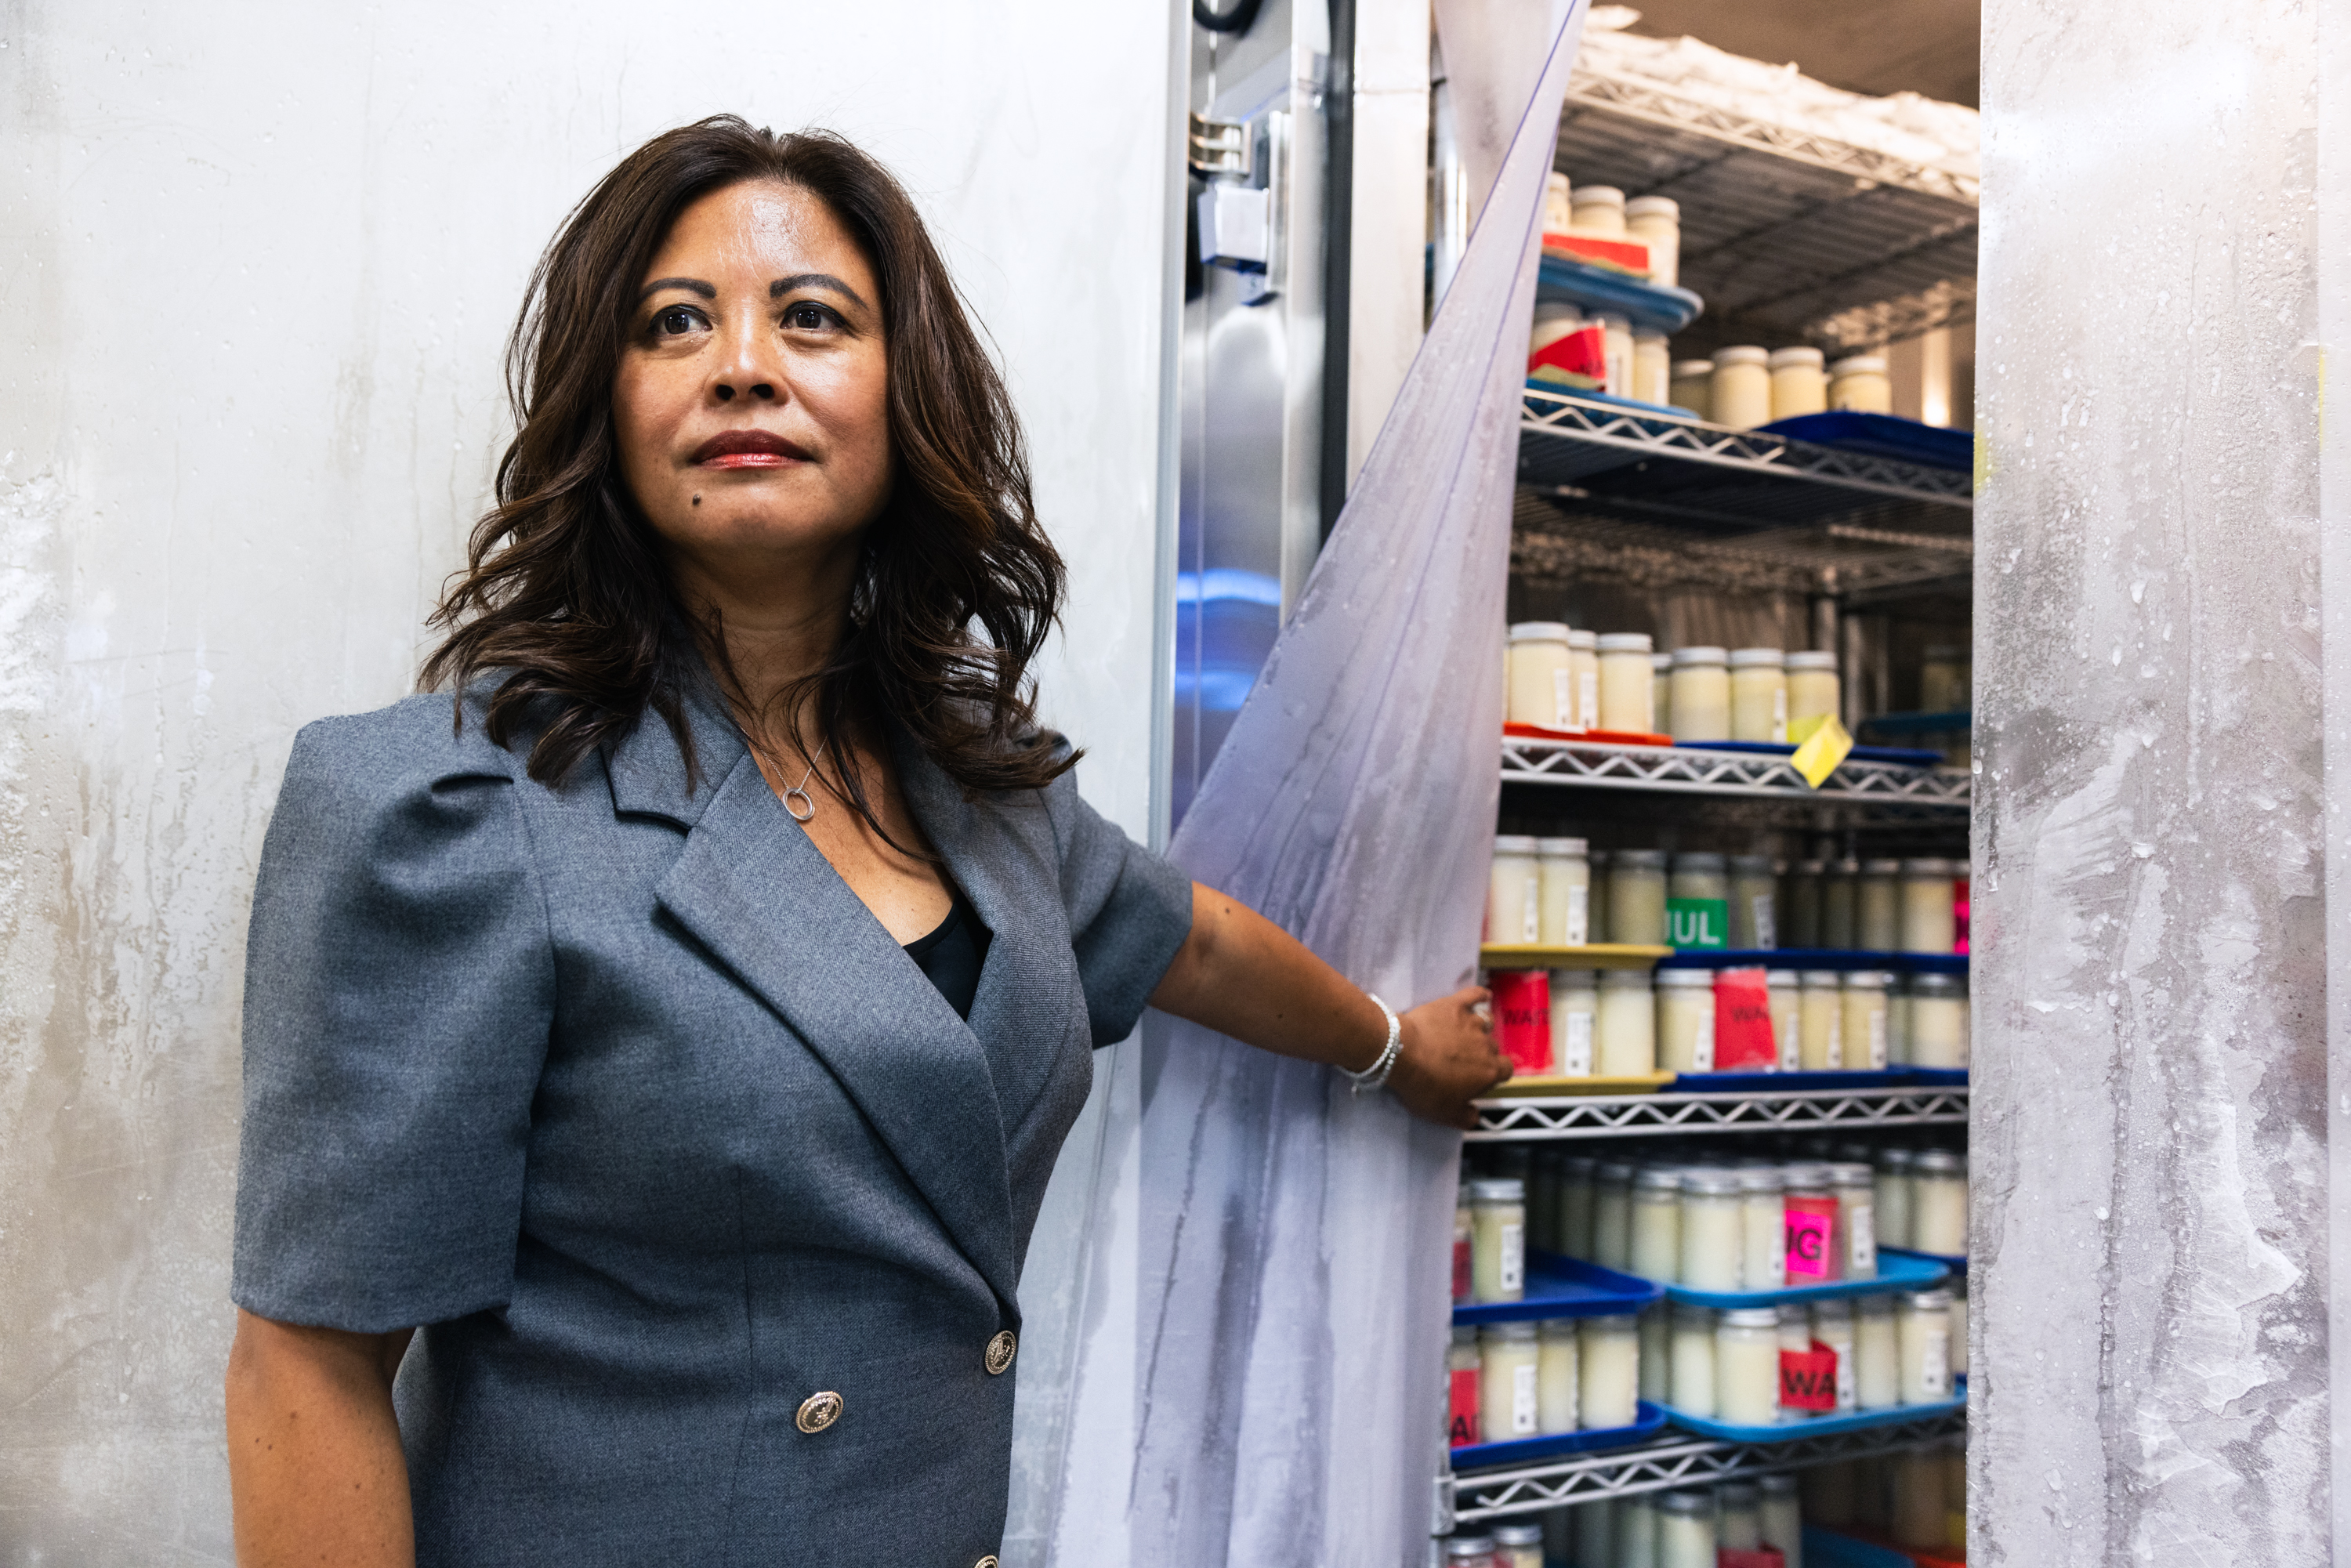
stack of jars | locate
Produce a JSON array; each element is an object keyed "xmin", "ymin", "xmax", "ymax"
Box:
[
  {"xmin": 1661, "ymin": 1287, "xmax": 1954, "ymax": 1426},
  {"xmin": 1520, "ymin": 1157, "xmax": 1882, "ymax": 1291},
  {"xmin": 1780, "ymin": 856, "xmax": 1966, "ymax": 954},
  {"xmin": 1805, "ymin": 1434, "xmax": 1970, "ymax": 1559},
  {"xmin": 1527, "ymin": 1475, "xmax": 1806, "ymax": 1568},
  {"xmin": 1872, "ymin": 1146, "xmax": 1970, "ymax": 1256},
  {"xmin": 1501, "ymin": 625, "xmax": 1843, "ymax": 744},
  {"xmin": 1672, "ymin": 345, "xmax": 1893, "ymax": 429}
]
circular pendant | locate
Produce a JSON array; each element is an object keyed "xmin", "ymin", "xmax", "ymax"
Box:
[{"xmin": 783, "ymin": 784, "xmax": 815, "ymax": 822}]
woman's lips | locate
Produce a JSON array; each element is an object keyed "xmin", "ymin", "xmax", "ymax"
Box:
[{"xmin": 691, "ymin": 429, "xmax": 811, "ymax": 468}]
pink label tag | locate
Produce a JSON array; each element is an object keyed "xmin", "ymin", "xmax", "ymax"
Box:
[
  {"xmin": 1488, "ymin": 969, "xmax": 1554, "ymax": 1074},
  {"xmin": 1784, "ymin": 1208, "xmax": 1832, "ymax": 1279}
]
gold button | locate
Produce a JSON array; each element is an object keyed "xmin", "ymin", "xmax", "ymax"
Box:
[
  {"xmin": 984, "ymin": 1331, "xmax": 1017, "ymax": 1376},
  {"xmin": 795, "ymin": 1391, "xmax": 843, "ymax": 1434}
]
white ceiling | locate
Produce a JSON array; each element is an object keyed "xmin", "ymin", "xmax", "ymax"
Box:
[{"xmin": 1618, "ymin": 0, "xmax": 1980, "ymax": 107}]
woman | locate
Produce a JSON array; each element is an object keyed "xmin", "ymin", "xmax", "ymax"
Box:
[{"xmin": 225, "ymin": 116, "xmax": 1505, "ymax": 1567}]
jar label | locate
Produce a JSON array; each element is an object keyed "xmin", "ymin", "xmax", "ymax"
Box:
[
  {"xmin": 1552, "ymin": 667, "xmax": 1576, "ymax": 730},
  {"xmin": 1713, "ymin": 968, "xmax": 1776, "ymax": 1070},
  {"xmin": 1867, "ymin": 1010, "xmax": 1888, "ymax": 1069},
  {"xmin": 1847, "ymin": 1204, "xmax": 1877, "ymax": 1275},
  {"xmin": 1522, "ymin": 878, "xmax": 1541, "ymax": 943},
  {"xmin": 1784, "ymin": 1204, "xmax": 1834, "ymax": 1280},
  {"xmin": 1777, "ymin": 1012, "xmax": 1800, "ymax": 1072},
  {"xmin": 1453, "ymin": 1237, "xmax": 1473, "ymax": 1304},
  {"xmin": 1579, "ymin": 670, "xmax": 1599, "ymax": 731},
  {"xmin": 1751, "ymin": 895, "xmax": 1777, "ymax": 950},
  {"xmin": 1825, "ymin": 1015, "xmax": 1843, "ymax": 1070},
  {"xmin": 1690, "ymin": 1015, "xmax": 1715, "ymax": 1072},
  {"xmin": 1565, "ymin": 886, "xmax": 1588, "ymax": 947},
  {"xmin": 1511, "ymin": 1363, "xmax": 1540, "ymax": 1435},
  {"xmin": 1490, "ymin": 971, "xmax": 1552, "ymax": 1074},
  {"xmin": 1447, "ymin": 1367, "xmax": 1480, "ymax": 1447},
  {"xmin": 1666, "ymin": 898, "xmax": 1727, "ymax": 950},
  {"xmin": 1835, "ymin": 1349, "xmax": 1857, "ymax": 1410},
  {"xmin": 1779, "ymin": 1343, "xmax": 1838, "ymax": 1410},
  {"xmin": 1563, "ymin": 1012, "xmax": 1594, "ymax": 1077},
  {"xmin": 1719, "ymin": 1552, "xmax": 1788, "ymax": 1568},
  {"xmin": 1499, "ymin": 1222, "xmax": 1524, "ymax": 1294},
  {"xmin": 1920, "ymin": 1329, "xmax": 1951, "ymax": 1397}
]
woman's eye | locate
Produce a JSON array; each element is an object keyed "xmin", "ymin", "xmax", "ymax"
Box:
[
  {"xmin": 652, "ymin": 306, "xmax": 705, "ymax": 337},
  {"xmin": 783, "ymin": 302, "xmax": 838, "ymax": 331}
]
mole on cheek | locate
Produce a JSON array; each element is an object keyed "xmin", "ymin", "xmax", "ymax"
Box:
[{"xmin": 692, "ymin": 494, "xmax": 702, "ymax": 507}]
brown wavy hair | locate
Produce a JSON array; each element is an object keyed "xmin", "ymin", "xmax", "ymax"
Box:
[{"xmin": 421, "ymin": 115, "xmax": 1074, "ymax": 813}]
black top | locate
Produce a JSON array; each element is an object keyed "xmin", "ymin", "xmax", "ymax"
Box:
[{"xmin": 904, "ymin": 889, "xmax": 992, "ymax": 1019}]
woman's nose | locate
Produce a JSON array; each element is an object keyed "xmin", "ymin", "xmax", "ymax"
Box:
[{"xmin": 710, "ymin": 320, "xmax": 781, "ymax": 403}]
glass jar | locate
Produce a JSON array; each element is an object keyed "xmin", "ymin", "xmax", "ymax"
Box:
[
  {"xmin": 1908, "ymin": 973, "xmax": 1969, "ymax": 1067},
  {"xmin": 1900, "ymin": 857, "xmax": 1959, "ymax": 954},
  {"xmin": 1766, "ymin": 969, "xmax": 1802, "ymax": 1071},
  {"xmin": 1505, "ymin": 621, "xmax": 1576, "ymax": 730},
  {"xmin": 1549, "ymin": 968, "xmax": 1599, "ymax": 1078},
  {"xmin": 1569, "ymin": 628, "xmax": 1600, "ymax": 732},
  {"xmin": 1888, "ymin": 977, "xmax": 1914, "ymax": 1066},
  {"xmin": 1718, "ymin": 1481, "xmax": 1762, "ymax": 1552},
  {"xmin": 1799, "ymin": 971, "xmax": 1845, "ymax": 1070},
  {"xmin": 1828, "ymin": 353, "xmax": 1893, "ymax": 414},
  {"xmin": 1811, "ymin": 1298, "xmax": 1860, "ymax": 1414},
  {"xmin": 1841, "ymin": 972, "xmax": 1891, "ymax": 1070},
  {"xmin": 1557, "ymin": 1153, "xmax": 1598, "ymax": 1257},
  {"xmin": 1669, "ymin": 358, "xmax": 1714, "ymax": 418},
  {"xmin": 1529, "ymin": 299, "xmax": 1582, "ymax": 353},
  {"xmin": 1677, "ymin": 1167, "xmax": 1745, "ymax": 1291},
  {"xmin": 1595, "ymin": 632, "xmax": 1656, "ymax": 733},
  {"xmin": 1653, "ymin": 651, "xmax": 1675, "ymax": 736},
  {"xmin": 1768, "ymin": 346, "xmax": 1828, "ymax": 420},
  {"xmin": 1855, "ymin": 1295, "xmax": 1900, "ymax": 1409},
  {"xmin": 1828, "ymin": 1162, "xmax": 1878, "ymax": 1280},
  {"xmin": 1668, "ymin": 646, "xmax": 1731, "ymax": 741},
  {"xmin": 1715, "ymin": 1307, "xmax": 1781, "ymax": 1425},
  {"xmin": 1777, "ymin": 1304, "xmax": 1812, "ymax": 1416},
  {"xmin": 1491, "ymin": 1520, "xmax": 1545, "ymax": 1568},
  {"xmin": 1480, "ymin": 1320, "xmax": 1542, "ymax": 1440},
  {"xmin": 1527, "ymin": 1149, "xmax": 1561, "ymax": 1260},
  {"xmin": 1857, "ymin": 860, "xmax": 1903, "ymax": 950},
  {"xmin": 1617, "ymin": 1497, "xmax": 1658, "ymax": 1566},
  {"xmin": 1874, "ymin": 1147, "xmax": 1916, "ymax": 1251},
  {"xmin": 1893, "ymin": 1446, "xmax": 1946, "ymax": 1552},
  {"xmin": 1919, "ymin": 644, "xmax": 1971, "ymax": 712},
  {"xmin": 1668, "ymin": 1302, "xmax": 1718, "ymax": 1417},
  {"xmin": 1467, "ymin": 1178, "xmax": 1527, "ymax": 1303},
  {"xmin": 1591, "ymin": 1161, "xmax": 1636, "ymax": 1271},
  {"xmin": 1898, "ymin": 1289, "xmax": 1954, "ymax": 1403},
  {"xmin": 1578, "ymin": 1313, "xmax": 1640, "ymax": 1429},
  {"xmin": 1911, "ymin": 1150, "xmax": 1969, "ymax": 1255},
  {"xmin": 1783, "ymin": 1162, "xmax": 1840, "ymax": 1284},
  {"xmin": 1655, "ymin": 1489, "xmax": 1715, "ymax": 1568},
  {"xmin": 1758, "ymin": 1474, "xmax": 1802, "ymax": 1563},
  {"xmin": 1569, "ymin": 183, "xmax": 1626, "ymax": 235},
  {"xmin": 1819, "ymin": 858, "xmax": 1859, "ymax": 949},
  {"xmin": 1538, "ymin": 837, "xmax": 1592, "ymax": 946},
  {"xmin": 1950, "ymin": 1275, "xmax": 1969, "ymax": 1378},
  {"xmin": 1654, "ymin": 968, "xmax": 1716, "ymax": 1074},
  {"xmin": 1596, "ymin": 969, "xmax": 1657, "ymax": 1076},
  {"xmin": 1598, "ymin": 313, "xmax": 1635, "ymax": 400},
  {"xmin": 1624, "ymin": 194, "xmax": 1680, "ymax": 287},
  {"xmin": 1738, "ymin": 1165, "xmax": 1787, "ymax": 1291},
  {"xmin": 1536, "ymin": 1319, "xmax": 1581, "ymax": 1434},
  {"xmin": 1632, "ymin": 328, "xmax": 1671, "ymax": 404},
  {"xmin": 1711, "ymin": 346, "xmax": 1771, "ymax": 429},
  {"xmin": 1668, "ymin": 850, "xmax": 1729, "ymax": 905},
  {"xmin": 1487, "ymin": 835, "xmax": 1542, "ymax": 945},
  {"xmin": 1452, "ymin": 1193, "xmax": 1474, "ymax": 1304},
  {"xmin": 1586, "ymin": 849, "xmax": 1610, "ymax": 940},
  {"xmin": 1629, "ymin": 1167, "xmax": 1683, "ymax": 1282},
  {"xmin": 1446, "ymin": 1325, "xmax": 1481, "ymax": 1447},
  {"xmin": 1728, "ymin": 646, "xmax": 1787, "ymax": 743},
  {"xmin": 1730, "ymin": 854, "xmax": 1778, "ymax": 950},
  {"xmin": 1607, "ymin": 849, "xmax": 1668, "ymax": 945},
  {"xmin": 1785, "ymin": 651, "xmax": 1842, "ymax": 742},
  {"xmin": 1782, "ymin": 860, "xmax": 1824, "ymax": 947},
  {"xmin": 1444, "ymin": 1534, "xmax": 1498, "ymax": 1568},
  {"xmin": 1639, "ymin": 1302, "xmax": 1670, "ymax": 1402},
  {"xmin": 1542, "ymin": 171, "xmax": 1573, "ymax": 230}
]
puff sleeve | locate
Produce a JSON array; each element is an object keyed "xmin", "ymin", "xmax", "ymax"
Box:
[
  {"xmin": 1041, "ymin": 766, "xmax": 1194, "ymax": 1046},
  {"xmin": 231, "ymin": 704, "xmax": 556, "ymax": 1332}
]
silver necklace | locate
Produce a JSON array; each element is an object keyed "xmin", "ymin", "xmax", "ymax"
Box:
[{"xmin": 781, "ymin": 743, "xmax": 829, "ymax": 823}]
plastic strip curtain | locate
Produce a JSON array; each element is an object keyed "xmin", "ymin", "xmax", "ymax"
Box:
[{"xmin": 1122, "ymin": 7, "xmax": 1586, "ymax": 1563}]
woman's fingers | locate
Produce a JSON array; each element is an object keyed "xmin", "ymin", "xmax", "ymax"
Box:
[{"xmin": 1390, "ymin": 985, "xmax": 1512, "ymax": 1130}]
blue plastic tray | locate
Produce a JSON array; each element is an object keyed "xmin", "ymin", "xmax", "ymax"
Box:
[
  {"xmin": 1758, "ymin": 411, "xmax": 1975, "ymax": 473},
  {"xmin": 1662, "ymin": 1245, "xmax": 1949, "ymax": 1310},
  {"xmin": 1654, "ymin": 1389, "xmax": 1966, "ymax": 1443},
  {"xmin": 1670, "ymin": 1070, "xmax": 1911, "ymax": 1093},
  {"xmin": 1675, "ymin": 737, "xmax": 1949, "ymax": 769},
  {"xmin": 1534, "ymin": 255, "xmax": 1705, "ymax": 333},
  {"xmin": 1861, "ymin": 708, "xmax": 1972, "ymax": 737},
  {"xmin": 1450, "ymin": 1400, "xmax": 1668, "ymax": 1471},
  {"xmin": 1882, "ymin": 1244, "xmax": 1967, "ymax": 1275},
  {"xmin": 1655, "ymin": 950, "xmax": 1969, "ymax": 975},
  {"xmin": 1905, "ymin": 1066, "xmax": 1970, "ymax": 1086},
  {"xmin": 1525, "ymin": 380, "xmax": 1703, "ymax": 421},
  {"xmin": 1454, "ymin": 1251, "xmax": 1664, "ymax": 1326},
  {"xmin": 1802, "ymin": 1526, "xmax": 1917, "ymax": 1568}
]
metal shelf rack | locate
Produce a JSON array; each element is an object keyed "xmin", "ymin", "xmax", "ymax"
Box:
[
  {"xmin": 1468, "ymin": 1083, "xmax": 1969, "ymax": 1142},
  {"xmin": 1436, "ymin": 1409, "xmax": 1967, "ymax": 1530},
  {"xmin": 1501, "ymin": 733, "xmax": 1972, "ymax": 813},
  {"xmin": 1552, "ymin": 66, "xmax": 1977, "ymax": 357}
]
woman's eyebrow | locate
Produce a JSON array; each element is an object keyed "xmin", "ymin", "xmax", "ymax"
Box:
[
  {"xmin": 636, "ymin": 276, "xmax": 716, "ymax": 302},
  {"xmin": 771, "ymin": 273, "xmax": 871, "ymax": 310}
]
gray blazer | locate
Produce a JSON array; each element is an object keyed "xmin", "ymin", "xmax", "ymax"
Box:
[{"xmin": 231, "ymin": 678, "xmax": 1191, "ymax": 1567}]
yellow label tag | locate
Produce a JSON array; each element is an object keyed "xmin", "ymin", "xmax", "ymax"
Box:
[
  {"xmin": 1787, "ymin": 713, "xmax": 1829, "ymax": 745},
  {"xmin": 1790, "ymin": 715, "xmax": 1854, "ymax": 788}
]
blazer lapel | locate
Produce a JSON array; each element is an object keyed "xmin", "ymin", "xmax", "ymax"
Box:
[{"xmin": 636, "ymin": 719, "xmax": 1021, "ymax": 1316}]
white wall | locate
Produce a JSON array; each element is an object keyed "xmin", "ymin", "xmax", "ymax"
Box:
[{"xmin": 0, "ymin": 4, "xmax": 1176, "ymax": 1559}]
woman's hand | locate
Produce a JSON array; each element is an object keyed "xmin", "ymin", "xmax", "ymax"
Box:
[{"xmin": 1388, "ymin": 987, "xmax": 1512, "ymax": 1129}]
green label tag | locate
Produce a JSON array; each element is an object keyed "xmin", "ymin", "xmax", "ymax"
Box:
[{"xmin": 1667, "ymin": 897, "xmax": 1729, "ymax": 950}]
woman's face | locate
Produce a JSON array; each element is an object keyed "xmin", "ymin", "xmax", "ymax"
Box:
[{"xmin": 614, "ymin": 179, "xmax": 890, "ymax": 595}]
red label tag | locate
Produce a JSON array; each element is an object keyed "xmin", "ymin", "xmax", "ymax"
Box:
[
  {"xmin": 1488, "ymin": 969, "xmax": 1553, "ymax": 1075},
  {"xmin": 1784, "ymin": 1200, "xmax": 1835, "ymax": 1280},
  {"xmin": 1780, "ymin": 1342, "xmax": 1838, "ymax": 1411},
  {"xmin": 1527, "ymin": 321, "xmax": 1610, "ymax": 387},
  {"xmin": 1447, "ymin": 1367, "xmax": 1481, "ymax": 1448},
  {"xmin": 1712, "ymin": 966, "xmax": 1777, "ymax": 1070},
  {"xmin": 1719, "ymin": 1550, "xmax": 1787, "ymax": 1568},
  {"xmin": 1453, "ymin": 1238, "xmax": 1472, "ymax": 1305}
]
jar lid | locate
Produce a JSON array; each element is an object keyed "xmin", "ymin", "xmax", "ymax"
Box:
[
  {"xmin": 1903, "ymin": 856, "xmax": 1961, "ymax": 875},
  {"xmin": 1614, "ymin": 848, "xmax": 1668, "ymax": 867},
  {"xmin": 1913, "ymin": 1149, "xmax": 1967, "ymax": 1172},
  {"xmin": 1596, "ymin": 311, "xmax": 1632, "ymax": 330},
  {"xmin": 1715, "ymin": 345, "xmax": 1770, "ymax": 367},
  {"xmin": 1910, "ymin": 972, "xmax": 1967, "ymax": 996},
  {"xmin": 1878, "ymin": 1147, "xmax": 1916, "ymax": 1168},
  {"xmin": 1582, "ymin": 1311, "xmax": 1636, "ymax": 1328},
  {"xmin": 1728, "ymin": 646, "xmax": 1785, "ymax": 668},
  {"xmin": 1924, "ymin": 644, "xmax": 1968, "ymax": 660},
  {"xmin": 1588, "ymin": 849, "xmax": 1612, "ymax": 864},
  {"xmin": 1568, "ymin": 628, "xmax": 1598, "ymax": 649},
  {"xmin": 1672, "ymin": 645, "xmax": 1728, "ymax": 666},
  {"xmin": 1795, "ymin": 860, "xmax": 1827, "ymax": 874},
  {"xmin": 1904, "ymin": 1288, "xmax": 1954, "ymax": 1309},
  {"xmin": 1537, "ymin": 836, "xmax": 1590, "ymax": 855},
  {"xmin": 1800, "ymin": 970, "xmax": 1844, "ymax": 985},
  {"xmin": 1633, "ymin": 1166, "xmax": 1684, "ymax": 1191},
  {"xmin": 1445, "ymin": 1537, "xmax": 1498, "ymax": 1559},
  {"xmin": 1493, "ymin": 1522, "xmax": 1547, "ymax": 1546},
  {"xmin": 1508, "ymin": 621, "xmax": 1573, "ymax": 642},
  {"xmin": 1681, "ymin": 1167, "xmax": 1744, "ymax": 1195},
  {"xmin": 1632, "ymin": 326, "xmax": 1667, "ymax": 343},
  {"xmin": 1671, "ymin": 358, "xmax": 1715, "ymax": 375},
  {"xmin": 1737, "ymin": 1164, "xmax": 1784, "ymax": 1192},
  {"xmin": 1856, "ymin": 1292, "xmax": 1895, "ymax": 1313},
  {"xmin": 1809, "ymin": 1297, "xmax": 1853, "ymax": 1322},
  {"xmin": 1718, "ymin": 1481, "xmax": 1762, "ymax": 1505},
  {"xmin": 1547, "ymin": 967, "xmax": 1599, "ymax": 987},
  {"xmin": 1829, "ymin": 354, "xmax": 1887, "ymax": 375},
  {"xmin": 1671, "ymin": 1298, "xmax": 1716, "ymax": 1320},
  {"xmin": 1494, "ymin": 834, "xmax": 1541, "ymax": 853},
  {"xmin": 1596, "ymin": 632, "xmax": 1654, "ymax": 653},
  {"xmin": 1599, "ymin": 969, "xmax": 1652, "ymax": 990},
  {"xmin": 1730, "ymin": 853, "xmax": 1776, "ymax": 872},
  {"xmin": 1842, "ymin": 971, "xmax": 1890, "ymax": 989},
  {"xmin": 1451, "ymin": 1324, "xmax": 1479, "ymax": 1345},
  {"xmin": 1782, "ymin": 1161, "xmax": 1833, "ymax": 1186},
  {"xmin": 1765, "ymin": 969, "xmax": 1799, "ymax": 985},
  {"xmin": 1561, "ymin": 1154, "xmax": 1598, "ymax": 1174},
  {"xmin": 1759, "ymin": 1473, "xmax": 1799, "ymax": 1495},
  {"xmin": 1465, "ymin": 1177, "xmax": 1525, "ymax": 1202},
  {"xmin": 1785, "ymin": 650, "xmax": 1838, "ymax": 671},
  {"xmin": 1538, "ymin": 1316, "xmax": 1580, "ymax": 1339},
  {"xmin": 1862, "ymin": 857, "xmax": 1904, "ymax": 875},
  {"xmin": 1831, "ymin": 857, "xmax": 1861, "ymax": 874},
  {"xmin": 1655, "ymin": 968, "xmax": 1715, "ymax": 988},
  {"xmin": 1625, "ymin": 194, "xmax": 1679, "ymax": 219},
  {"xmin": 1778, "ymin": 1303, "xmax": 1811, "ymax": 1324},
  {"xmin": 1597, "ymin": 1159, "xmax": 1639, "ymax": 1180},
  {"xmin": 1570, "ymin": 185, "xmax": 1625, "ymax": 207},
  {"xmin": 1480, "ymin": 1320, "xmax": 1539, "ymax": 1341},
  {"xmin": 1532, "ymin": 299, "xmax": 1582, "ymax": 324},
  {"xmin": 1653, "ymin": 651, "xmax": 1675, "ymax": 671},
  {"xmin": 1722, "ymin": 1306, "xmax": 1781, "ymax": 1328},
  {"xmin": 1657, "ymin": 1489, "xmax": 1715, "ymax": 1517},
  {"xmin": 1672, "ymin": 851, "xmax": 1726, "ymax": 871},
  {"xmin": 1826, "ymin": 1161, "xmax": 1876, "ymax": 1182},
  {"xmin": 1769, "ymin": 346, "xmax": 1826, "ymax": 368}
]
